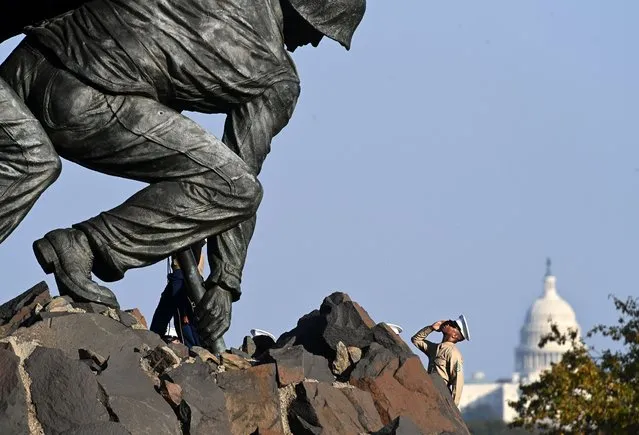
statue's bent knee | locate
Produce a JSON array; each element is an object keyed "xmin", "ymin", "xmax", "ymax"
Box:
[{"xmin": 234, "ymin": 173, "xmax": 263, "ymax": 217}]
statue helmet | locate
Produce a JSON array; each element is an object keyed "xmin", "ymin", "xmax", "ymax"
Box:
[{"xmin": 287, "ymin": 0, "xmax": 366, "ymax": 50}]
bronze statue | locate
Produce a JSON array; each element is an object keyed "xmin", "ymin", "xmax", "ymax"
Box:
[{"xmin": 0, "ymin": 0, "xmax": 366, "ymax": 352}]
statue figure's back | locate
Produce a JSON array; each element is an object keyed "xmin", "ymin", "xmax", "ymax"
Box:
[{"xmin": 27, "ymin": 0, "xmax": 300, "ymax": 113}]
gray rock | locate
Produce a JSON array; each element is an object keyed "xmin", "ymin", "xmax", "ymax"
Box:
[
  {"xmin": 165, "ymin": 361, "xmax": 231, "ymax": 434},
  {"xmin": 266, "ymin": 345, "xmax": 334, "ymax": 386},
  {"xmin": 189, "ymin": 346, "xmax": 220, "ymax": 366},
  {"xmin": 371, "ymin": 323, "xmax": 413, "ymax": 362},
  {"xmin": 350, "ymin": 343, "xmax": 396, "ymax": 380},
  {"xmin": 71, "ymin": 302, "xmax": 110, "ymax": 314},
  {"xmin": 276, "ymin": 293, "xmax": 376, "ymax": 360},
  {"xmin": 117, "ymin": 310, "xmax": 138, "ymax": 327},
  {"xmin": 0, "ymin": 281, "xmax": 51, "ymax": 337},
  {"xmin": 106, "ymin": 395, "xmax": 180, "ymax": 435},
  {"xmin": 320, "ymin": 293, "xmax": 376, "ymax": 352},
  {"xmin": 78, "ymin": 348, "xmax": 109, "ymax": 373},
  {"xmin": 0, "ymin": 348, "xmax": 29, "ymax": 434},
  {"xmin": 37, "ymin": 311, "xmax": 75, "ymax": 322},
  {"xmin": 25, "ymin": 346, "xmax": 110, "ymax": 434},
  {"xmin": 241, "ymin": 335, "xmax": 256, "ymax": 356},
  {"xmin": 13, "ymin": 313, "xmax": 180, "ymax": 435},
  {"xmin": 289, "ymin": 382, "xmax": 383, "ymax": 434},
  {"xmin": 370, "ymin": 416, "xmax": 424, "ymax": 435},
  {"xmin": 252, "ymin": 334, "xmax": 276, "ymax": 357},
  {"xmin": 60, "ymin": 422, "xmax": 132, "ymax": 435},
  {"xmin": 229, "ymin": 347, "xmax": 251, "ymax": 359},
  {"xmin": 167, "ymin": 342, "xmax": 189, "ymax": 359},
  {"xmin": 0, "ymin": 281, "xmax": 49, "ymax": 323},
  {"xmin": 275, "ymin": 309, "xmax": 329, "ymax": 357}
]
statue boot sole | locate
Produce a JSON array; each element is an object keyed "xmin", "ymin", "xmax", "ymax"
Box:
[{"xmin": 33, "ymin": 235, "xmax": 120, "ymax": 309}]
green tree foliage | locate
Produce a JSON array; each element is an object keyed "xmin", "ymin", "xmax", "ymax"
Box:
[
  {"xmin": 467, "ymin": 419, "xmax": 536, "ymax": 435},
  {"xmin": 510, "ymin": 296, "xmax": 639, "ymax": 434}
]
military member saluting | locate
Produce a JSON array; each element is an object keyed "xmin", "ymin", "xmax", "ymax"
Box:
[{"xmin": 411, "ymin": 315, "xmax": 470, "ymax": 406}]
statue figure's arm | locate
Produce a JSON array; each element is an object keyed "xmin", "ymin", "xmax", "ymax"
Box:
[
  {"xmin": 221, "ymin": 80, "xmax": 301, "ymax": 174},
  {"xmin": 1, "ymin": 0, "xmax": 90, "ymax": 42}
]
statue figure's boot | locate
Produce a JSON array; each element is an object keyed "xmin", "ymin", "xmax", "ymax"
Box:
[{"xmin": 33, "ymin": 228, "xmax": 120, "ymax": 308}]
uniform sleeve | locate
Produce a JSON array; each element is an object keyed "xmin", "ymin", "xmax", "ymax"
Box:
[
  {"xmin": 222, "ymin": 80, "xmax": 300, "ymax": 174},
  {"xmin": 449, "ymin": 350, "xmax": 464, "ymax": 406},
  {"xmin": 411, "ymin": 326, "xmax": 438, "ymax": 356}
]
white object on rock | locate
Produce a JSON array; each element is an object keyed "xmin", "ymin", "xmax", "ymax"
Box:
[
  {"xmin": 250, "ymin": 328, "xmax": 276, "ymax": 341},
  {"xmin": 383, "ymin": 323, "xmax": 403, "ymax": 334}
]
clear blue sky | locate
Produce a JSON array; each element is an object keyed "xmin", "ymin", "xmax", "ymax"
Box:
[{"xmin": 1, "ymin": 0, "xmax": 637, "ymax": 381}]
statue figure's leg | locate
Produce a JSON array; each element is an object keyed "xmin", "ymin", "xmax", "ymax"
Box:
[
  {"xmin": 1, "ymin": 41, "xmax": 262, "ymax": 288},
  {"xmin": 206, "ymin": 215, "xmax": 255, "ymax": 296},
  {"xmin": 67, "ymin": 97, "xmax": 262, "ymax": 284},
  {"xmin": 203, "ymin": 99, "xmax": 277, "ymax": 295},
  {"xmin": 0, "ymin": 76, "xmax": 61, "ymax": 244},
  {"xmin": 205, "ymin": 125, "xmax": 270, "ymax": 299}
]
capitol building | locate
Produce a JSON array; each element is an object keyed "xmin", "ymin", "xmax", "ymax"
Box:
[{"xmin": 458, "ymin": 259, "xmax": 581, "ymax": 422}]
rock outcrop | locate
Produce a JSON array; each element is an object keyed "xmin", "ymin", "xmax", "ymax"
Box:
[{"xmin": 0, "ymin": 282, "xmax": 469, "ymax": 435}]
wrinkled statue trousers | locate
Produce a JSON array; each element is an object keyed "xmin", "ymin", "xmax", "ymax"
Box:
[
  {"xmin": 0, "ymin": 76, "xmax": 60, "ymax": 242},
  {"xmin": 0, "ymin": 40, "xmax": 264, "ymax": 300}
]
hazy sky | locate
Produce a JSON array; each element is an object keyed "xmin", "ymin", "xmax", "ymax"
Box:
[{"xmin": 1, "ymin": 1, "xmax": 637, "ymax": 381}]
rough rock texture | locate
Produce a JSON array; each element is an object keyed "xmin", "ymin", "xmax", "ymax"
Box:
[
  {"xmin": 2, "ymin": 308, "xmax": 180, "ymax": 435},
  {"xmin": 289, "ymin": 381, "xmax": 383, "ymax": 433},
  {"xmin": 277, "ymin": 292, "xmax": 377, "ymax": 360},
  {"xmin": 241, "ymin": 335, "xmax": 257, "ymax": 356},
  {"xmin": 276, "ymin": 292, "xmax": 469, "ymax": 434},
  {"xmin": 0, "ymin": 287, "xmax": 469, "ymax": 434},
  {"xmin": 0, "ymin": 281, "xmax": 50, "ymax": 336},
  {"xmin": 332, "ymin": 341, "xmax": 351, "ymax": 375},
  {"xmin": 265, "ymin": 345, "xmax": 334, "ymax": 386},
  {"xmin": 350, "ymin": 344, "xmax": 467, "ymax": 434},
  {"xmin": 124, "ymin": 308, "xmax": 148, "ymax": 328},
  {"xmin": 221, "ymin": 352, "xmax": 252, "ymax": 370},
  {"xmin": 26, "ymin": 346, "xmax": 110, "ymax": 433},
  {"xmin": 0, "ymin": 348, "xmax": 29, "ymax": 434},
  {"xmin": 164, "ymin": 360, "xmax": 231, "ymax": 434},
  {"xmin": 59, "ymin": 422, "xmax": 132, "ymax": 435},
  {"xmin": 218, "ymin": 363, "xmax": 283, "ymax": 434},
  {"xmin": 372, "ymin": 416, "xmax": 426, "ymax": 435}
]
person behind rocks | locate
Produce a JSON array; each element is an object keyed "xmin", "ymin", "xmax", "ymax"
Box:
[
  {"xmin": 149, "ymin": 240, "xmax": 206, "ymax": 348},
  {"xmin": 411, "ymin": 316, "xmax": 470, "ymax": 406},
  {"xmin": 0, "ymin": 0, "xmax": 367, "ymax": 352}
]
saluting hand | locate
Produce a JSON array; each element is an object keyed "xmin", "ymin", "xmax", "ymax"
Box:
[{"xmin": 432, "ymin": 320, "xmax": 447, "ymax": 331}]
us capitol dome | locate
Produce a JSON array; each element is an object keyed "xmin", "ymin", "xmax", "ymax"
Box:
[
  {"xmin": 515, "ymin": 258, "xmax": 581, "ymax": 381},
  {"xmin": 459, "ymin": 258, "xmax": 581, "ymax": 422}
]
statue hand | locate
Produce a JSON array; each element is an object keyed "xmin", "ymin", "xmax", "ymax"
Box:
[{"xmin": 194, "ymin": 284, "xmax": 232, "ymax": 353}]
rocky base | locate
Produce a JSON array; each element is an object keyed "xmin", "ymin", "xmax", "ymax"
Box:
[{"xmin": 0, "ymin": 282, "xmax": 469, "ymax": 435}]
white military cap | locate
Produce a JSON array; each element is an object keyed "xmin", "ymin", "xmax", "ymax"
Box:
[
  {"xmin": 454, "ymin": 315, "xmax": 470, "ymax": 341},
  {"xmin": 250, "ymin": 328, "xmax": 276, "ymax": 341}
]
